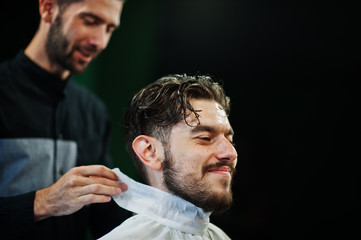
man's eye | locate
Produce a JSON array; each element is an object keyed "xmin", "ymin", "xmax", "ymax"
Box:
[
  {"xmin": 84, "ymin": 17, "xmax": 96, "ymax": 25},
  {"xmin": 200, "ymin": 137, "xmax": 212, "ymax": 142},
  {"xmin": 106, "ymin": 26, "xmax": 115, "ymax": 33}
]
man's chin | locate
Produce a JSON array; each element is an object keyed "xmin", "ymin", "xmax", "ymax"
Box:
[
  {"xmin": 205, "ymin": 174, "xmax": 232, "ymax": 192},
  {"xmin": 210, "ymin": 192, "xmax": 233, "ymax": 214},
  {"xmin": 71, "ymin": 62, "xmax": 90, "ymax": 74}
]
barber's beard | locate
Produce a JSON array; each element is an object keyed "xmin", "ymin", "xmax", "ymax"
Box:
[
  {"xmin": 45, "ymin": 15, "xmax": 86, "ymax": 74},
  {"xmin": 162, "ymin": 148, "xmax": 235, "ymax": 213}
]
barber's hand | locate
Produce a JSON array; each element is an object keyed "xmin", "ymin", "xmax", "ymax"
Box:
[{"xmin": 33, "ymin": 165, "xmax": 127, "ymax": 222}]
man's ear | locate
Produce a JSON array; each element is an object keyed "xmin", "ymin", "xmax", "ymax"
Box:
[
  {"xmin": 132, "ymin": 135, "xmax": 163, "ymax": 170},
  {"xmin": 39, "ymin": 0, "xmax": 57, "ymax": 23}
]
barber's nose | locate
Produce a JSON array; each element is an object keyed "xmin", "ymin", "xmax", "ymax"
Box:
[
  {"xmin": 215, "ymin": 137, "xmax": 238, "ymax": 162},
  {"xmin": 91, "ymin": 27, "xmax": 110, "ymax": 51}
]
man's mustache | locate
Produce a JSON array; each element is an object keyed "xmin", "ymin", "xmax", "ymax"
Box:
[{"xmin": 202, "ymin": 162, "xmax": 236, "ymax": 177}]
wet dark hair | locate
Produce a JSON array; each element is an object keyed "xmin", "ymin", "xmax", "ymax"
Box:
[{"xmin": 124, "ymin": 74, "xmax": 230, "ymax": 181}]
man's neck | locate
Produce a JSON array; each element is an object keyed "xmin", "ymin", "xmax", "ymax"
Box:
[
  {"xmin": 25, "ymin": 29, "xmax": 70, "ymax": 81},
  {"xmin": 147, "ymin": 170, "xmax": 171, "ymax": 193}
]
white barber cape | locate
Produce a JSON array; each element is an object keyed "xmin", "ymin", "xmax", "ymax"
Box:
[{"xmin": 98, "ymin": 168, "xmax": 231, "ymax": 240}]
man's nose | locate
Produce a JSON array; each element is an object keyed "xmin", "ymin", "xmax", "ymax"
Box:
[
  {"xmin": 215, "ymin": 137, "xmax": 238, "ymax": 162},
  {"xmin": 90, "ymin": 27, "xmax": 111, "ymax": 51}
]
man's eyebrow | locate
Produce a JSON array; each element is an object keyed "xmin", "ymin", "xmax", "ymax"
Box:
[
  {"xmin": 190, "ymin": 125, "xmax": 234, "ymax": 136},
  {"xmin": 80, "ymin": 12, "xmax": 119, "ymax": 28}
]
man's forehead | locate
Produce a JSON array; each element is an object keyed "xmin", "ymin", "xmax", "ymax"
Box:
[
  {"xmin": 189, "ymin": 98, "xmax": 227, "ymax": 118},
  {"xmin": 182, "ymin": 99, "xmax": 232, "ymax": 131},
  {"xmin": 64, "ymin": 0, "xmax": 123, "ymax": 22}
]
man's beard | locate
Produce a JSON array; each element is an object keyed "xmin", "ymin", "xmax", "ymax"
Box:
[
  {"xmin": 45, "ymin": 14, "xmax": 88, "ymax": 74},
  {"xmin": 162, "ymin": 147, "xmax": 235, "ymax": 213}
]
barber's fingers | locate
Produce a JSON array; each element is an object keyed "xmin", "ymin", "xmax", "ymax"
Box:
[
  {"xmin": 75, "ymin": 184, "xmax": 122, "ymax": 199},
  {"xmin": 77, "ymin": 194, "xmax": 112, "ymax": 204},
  {"xmin": 88, "ymin": 175, "xmax": 127, "ymax": 189},
  {"xmin": 88, "ymin": 176, "xmax": 128, "ymax": 191},
  {"xmin": 69, "ymin": 165, "xmax": 119, "ymax": 181},
  {"xmin": 65, "ymin": 166, "xmax": 128, "ymax": 190},
  {"xmin": 63, "ymin": 174, "xmax": 127, "ymax": 191}
]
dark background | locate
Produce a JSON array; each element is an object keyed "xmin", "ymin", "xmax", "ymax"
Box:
[{"xmin": 1, "ymin": 0, "xmax": 359, "ymax": 239}]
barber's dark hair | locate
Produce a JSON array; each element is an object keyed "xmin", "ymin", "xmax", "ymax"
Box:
[
  {"xmin": 124, "ymin": 74, "xmax": 230, "ymax": 182},
  {"xmin": 56, "ymin": 0, "xmax": 83, "ymax": 13},
  {"xmin": 56, "ymin": 0, "xmax": 124, "ymax": 14}
]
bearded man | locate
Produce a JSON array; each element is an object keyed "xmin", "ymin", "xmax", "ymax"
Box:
[
  {"xmin": 0, "ymin": 1, "xmax": 131, "ymax": 239},
  {"xmin": 100, "ymin": 74, "xmax": 238, "ymax": 239}
]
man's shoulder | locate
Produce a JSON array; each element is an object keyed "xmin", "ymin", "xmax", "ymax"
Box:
[
  {"xmin": 98, "ymin": 215, "xmax": 163, "ymax": 240},
  {"xmin": 0, "ymin": 58, "xmax": 13, "ymax": 82},
  {"xmin": 0, "ymin": 58, "xmax": 11, "ymax": 68},
  {"xmin": 207, "ymin": 222, "xmax": 232, "ymax": 240},
  {"xmin": 99, "ymin": 215, "xmax": 232, "ymax": 240},
  {"xmin": 0, "ymin": 57, "xmax": 18, "ymax": 94},
  {"xmin": 0, "ymin": 52, "xmax": 27, "ymax": 84}
]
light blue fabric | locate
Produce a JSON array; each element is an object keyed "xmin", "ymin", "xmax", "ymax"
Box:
[
  {"xmin": 98, "ymin": 168, "xmax": 231, "ymax": 240},
  {"xmin": 0, "ymin": 138, "xmax": 77, "ymax": 197}
]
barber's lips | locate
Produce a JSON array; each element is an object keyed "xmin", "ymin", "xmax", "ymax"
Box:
[
  {"xmin": 76, "ymin": 47, "xmax": 95, "ymax": 63},
  {"xmin": 207, "ymin": 166, "xmax": 232, "ymax": 177}
]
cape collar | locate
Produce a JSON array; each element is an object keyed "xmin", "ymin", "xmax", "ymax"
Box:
[{"xmin": 112, "ymin": 168, "xmax": 212, "ymax": 235}]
